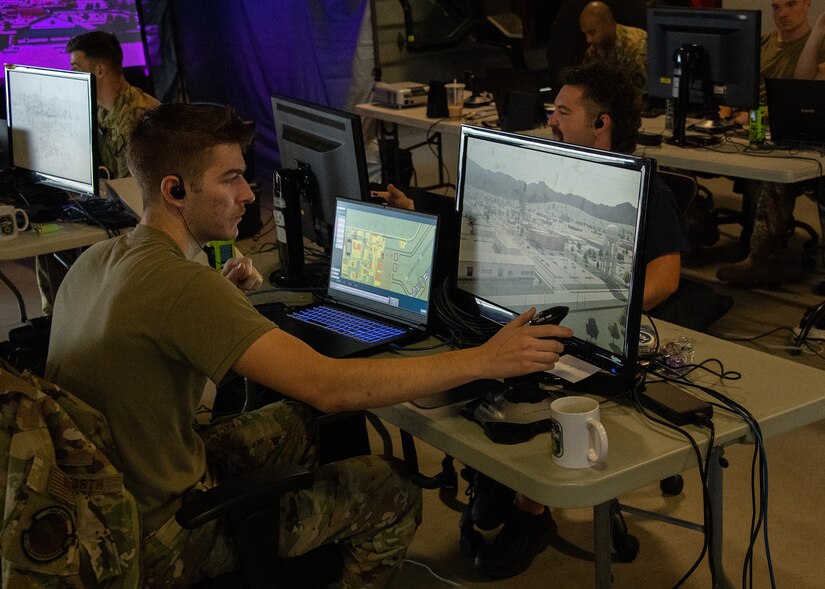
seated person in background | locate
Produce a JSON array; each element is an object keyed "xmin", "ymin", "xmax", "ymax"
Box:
[
  {"xmin": 795, "ymin": 10, "xmax": 825, "ymax": 79},
  {"xmin": 716, "ymin": 0, "xmax": 825, "ymax": 286},
  {"xmin": 579, "ymin": 1, "xmax": 647, "ymax": 94},
  {"xmin": 37, "ymin": 31, "xmax": 160, "ymax": 314},
  {"xmin": 385, "ymin": 62, "xmax": 687, "ymax": 579},
  {"xmin": 45, "ymin": 103, "xmax": 572, "ymax": 587}
]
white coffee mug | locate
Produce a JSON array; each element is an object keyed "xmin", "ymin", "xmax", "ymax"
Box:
[
  {"xmin": 550, "ymin": 396, "xmax": 608, "ymax": 469},
  {"xmin": 0, "ymin": 205, "xmax": 29, "ymax": 240}
]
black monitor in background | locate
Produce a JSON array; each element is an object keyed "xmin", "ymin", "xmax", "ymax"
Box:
[
  {"xmin": 270, "ymin": 94, "xmax": 370, "ymax": 286},
  {"xmin": 4, "ymin": 65, "xmax": 99, "ymax": 199},
  {"xmin": 646, "ymin": 7, "xmax": 761, "ymax": 147},
  {"xmin": 483, "ymin": 67, "xmax": 549, "ymax": 132},
  {"xmin": 452, "ymin": 126, "xmax": 652, "ymax": 394}
]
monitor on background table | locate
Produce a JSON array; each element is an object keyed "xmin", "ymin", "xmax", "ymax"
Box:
[{"xmin": 646, "ymin": 7, "xmax": 761, "ymax": 147}]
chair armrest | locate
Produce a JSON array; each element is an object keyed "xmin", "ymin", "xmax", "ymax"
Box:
[{"xmin": 176, "ymin": 464, "xmax": 314, "ymax": 529}]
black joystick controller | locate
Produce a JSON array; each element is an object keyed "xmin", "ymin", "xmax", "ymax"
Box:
[
  {"xmin": 502, "ymin": 306, "xmax": 570, "ymax": 404},
  {"xmin": 531, "ymin": 305, "xmax": 569, "ymax": 326}
]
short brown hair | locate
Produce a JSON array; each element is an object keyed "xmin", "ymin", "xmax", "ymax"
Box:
[
  {"xmin": 127, "ymin": 103, "xmax": 255, "ymax": 203},
  {"xmin": 66, "ymin": 31, "xmax": 123, "ymax": 74}
]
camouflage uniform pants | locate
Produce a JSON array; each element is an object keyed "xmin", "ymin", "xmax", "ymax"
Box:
[
  {"xmin": 749, "ymin": 180, "xmax": 797, "ymax": 257},
  {"xmin": 141, "ymin": 400, "xmax": 422, "ymax": 588}
]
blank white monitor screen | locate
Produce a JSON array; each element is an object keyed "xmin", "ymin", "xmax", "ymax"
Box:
[{"xmin": 5, "ymin": 64, "xmax": 98, "ymax": 196}]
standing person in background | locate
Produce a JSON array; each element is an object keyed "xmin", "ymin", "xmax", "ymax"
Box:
[
  {"xmin": 36, "ymin": 31, "xmax": 160, "ymax": 315},
  {"xmin": 716, "ymin": 0, "xmax": 825, "ymax": 286}
]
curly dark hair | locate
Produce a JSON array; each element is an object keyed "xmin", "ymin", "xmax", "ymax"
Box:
[{"xmin": 556, "ymin": 62, "xmax": 642, "ymax": 154}]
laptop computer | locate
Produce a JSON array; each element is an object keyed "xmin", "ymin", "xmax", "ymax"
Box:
[
  {"xmin": 765, "ymin": 78, "xmax": 825, "ymax": 148},
  {"xmin": 275, "ymin": 198, "xmax": 439, "ymax": 358}
]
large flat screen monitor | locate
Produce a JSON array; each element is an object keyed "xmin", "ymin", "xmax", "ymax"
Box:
[
  {"xmin": 271, "ymin": 94, "xmax": 369, "ymax": 252},
  {"xmin": 5, "ymin": 64, "xmax": 99, "ymax": 197},
  {"xmin": 453, "ymin": 125, "xmax": 652, "ymax": 387},
  {"xmin": 646, "ymin": 7, "xmax": 761, "ymax": 147}
]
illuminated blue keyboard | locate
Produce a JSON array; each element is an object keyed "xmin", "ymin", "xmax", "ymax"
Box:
[{"xmin": 289, "ymin": 305, "xmax": 404, "ymax": 343}]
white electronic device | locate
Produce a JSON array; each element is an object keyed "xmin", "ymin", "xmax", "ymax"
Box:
[{"xmin": 373, "ymin": 81, "xmax": 429, "ymax": 108}]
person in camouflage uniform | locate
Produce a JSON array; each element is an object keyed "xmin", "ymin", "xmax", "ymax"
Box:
[
  {"xmin": 0, "ymin": 362, "xmax": 141, "ymax": 588},
  {"xmin": 36, "ymin": 31, "xmax": 159, "ymax": 315},
  {"xmin": 67, "ymin": 31, "xmax": 160, "ymax": 179},
  {"xmin": 44, "ymin": 103, "xmax": 570, "ymax": 586},
  {"xmin": 716, "ymin": 0, "xmax": 825, "ymax": 286},
  {"xmin": 579, "ymin": 1, "xmax": 647, "ymax": 94}
]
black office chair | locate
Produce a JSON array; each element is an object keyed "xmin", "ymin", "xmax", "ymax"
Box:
[
  {"xmin": 651, "ymin": 170, "xmax": 733, "ymax": 332},
  {"xmin": 177, "ymin": 463, "xmax": 343, "ymax": 589}
]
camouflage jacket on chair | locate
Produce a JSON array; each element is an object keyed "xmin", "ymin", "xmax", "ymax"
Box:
[{"xmin": 0, "ymin": 363, "xmax": 140, "ymax": 588}]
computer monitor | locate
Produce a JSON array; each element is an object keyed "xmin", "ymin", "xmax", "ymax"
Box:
[
  {"xmin": 4, "ymin": 64, "xmax": 99, "ymax": 197},
  {"xmin": 271, "ymin": 94, "xmax": 369, "ymax": 252},
  {"xmin": 452, "ymin": 125, "xmax": 652, "ymax": 390},
  {"xmin": 646, "ymin": 7, "xmax": 761, "ymax": 147}
]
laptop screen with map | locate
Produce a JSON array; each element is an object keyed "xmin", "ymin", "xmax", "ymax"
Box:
[{"xmin": 275, "ymin": 198, "xmax": 439, "ymax": 357}]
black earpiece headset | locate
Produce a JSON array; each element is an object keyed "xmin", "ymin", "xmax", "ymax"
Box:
[
  {"xmin": 594, "ymin": 113, "xmax": 606, "ymax": 129},
  {"xmin": 170, "ymin": 174, "xmax": 186, "ymax": 200}
]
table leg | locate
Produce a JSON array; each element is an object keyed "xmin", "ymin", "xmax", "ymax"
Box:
[
  {"xmin": 593, "ymin": 501, "xmax": 613, "ymax": 588},
  {"xmin": 707, "ymin": 446, "xmax": 735, "ymax": 589},
  {"xmin": 0, "ymin": 267, "xmax": 28, "ymax": 323}
]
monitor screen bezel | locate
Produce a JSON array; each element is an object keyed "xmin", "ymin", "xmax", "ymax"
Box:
[
  {"xmin": 5, "ymin": 64, "xmax": 100, "ymax": 197},
  {"xmin": 271, "ymin": 94, "xmax": 370, "ymax": 251},
  {"xmin": 451, "ymin": 125, "xmax": 653, "ymax": 381}
]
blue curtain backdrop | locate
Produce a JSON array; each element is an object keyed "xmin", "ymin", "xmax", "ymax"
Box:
[{"xmin": 170, "ymin": 0, "xmax": 369, "ymax": 183}]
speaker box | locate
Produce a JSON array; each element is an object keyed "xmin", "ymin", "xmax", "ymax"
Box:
[
  {"xmin": 426, "ymin": 80, "xmax": 449, "ymax": 118},
  {"xmin": 502, "ymin": 91, "xmax": 539, "ymax": 132}
]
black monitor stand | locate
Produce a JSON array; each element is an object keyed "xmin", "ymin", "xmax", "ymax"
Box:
[
  {"xmin": 668, "ymin": 44, "xmax": 720, "ymax": 149},
  {"xmin": 269, "ymin": 165, "xmax": 327, "ymax": 288}
]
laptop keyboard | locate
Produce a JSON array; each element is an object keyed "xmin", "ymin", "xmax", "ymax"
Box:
[{"xmin": 289, "ymin": 304, "xmax": 405, "ymax": 343}]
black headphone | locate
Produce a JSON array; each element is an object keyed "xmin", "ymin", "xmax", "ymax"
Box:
[
  {"xmin": 170, "ymin": 175, "xmax": 186, "ymax": 200},
  {"xmin": 594, "ymin": 113, "xmax": 605, "ymax": 129}
]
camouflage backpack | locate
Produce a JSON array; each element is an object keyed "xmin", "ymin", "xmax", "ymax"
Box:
[{"xmin": 0, "ymin": 362, "xmax": 140, "ymax": 588}]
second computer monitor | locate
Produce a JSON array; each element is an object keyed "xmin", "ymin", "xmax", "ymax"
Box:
[
  {"xmin": 453, "ymin": 125, "xmax": 652, "ymax": 383},
  {"xmin": 646, "ymin": 7, "xmax": 761, "ymax": 145},
  {"xmin": 271, "ymin": 94, "xmax": 369, "ymax": 251},
  {"xmin": 5, "ymin": 64, "xmax": 99, "ymax": 197}
]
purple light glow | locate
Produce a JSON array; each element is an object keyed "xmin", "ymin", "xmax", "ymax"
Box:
[{"xmin": 1, "ymin": 0, "xmax": 146, "ymax": 76}]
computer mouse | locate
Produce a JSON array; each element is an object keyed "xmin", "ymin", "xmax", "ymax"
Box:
[{"xmin": 531, "ymin": 305, "xmax": 569, "ymax": 326}]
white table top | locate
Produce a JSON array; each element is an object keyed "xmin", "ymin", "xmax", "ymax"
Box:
[
  {"xmin": 371, "ymin": 321, "xmax": 825, "ymax": 509},
  {"xmin": 354, "ymin": 101, "xmax": 825, "ymax": 184},
  {"xmin": 0, "ymin": 221, "xmax": 111, "ymax": 261}
]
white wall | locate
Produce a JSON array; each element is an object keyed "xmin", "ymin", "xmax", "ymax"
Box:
[{"xmin": 724, "ymin": 0, "xmax": 825, "ymax": 35}]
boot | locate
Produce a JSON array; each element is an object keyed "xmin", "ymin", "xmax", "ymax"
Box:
[{"xmin": 716, "ymin": 234, "xmax": 787, "ymax": 286}]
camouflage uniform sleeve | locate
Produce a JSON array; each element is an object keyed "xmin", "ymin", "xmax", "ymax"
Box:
[{"xmin": 100, "ymin": 85, "xmax": 160, "ymax": 179}]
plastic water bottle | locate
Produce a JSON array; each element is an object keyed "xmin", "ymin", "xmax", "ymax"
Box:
[{"xmin": 749, "ymin": 99, "xmax": 766, "ymax": 146}]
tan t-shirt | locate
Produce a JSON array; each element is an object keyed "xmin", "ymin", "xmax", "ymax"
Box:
[
  {"xmin": 46, "ymin": 225, "xmax": 275, "ymax": 531},
  {"xmin": 760, "ymin": 30, "xmax": 825, "ymax": 99}
]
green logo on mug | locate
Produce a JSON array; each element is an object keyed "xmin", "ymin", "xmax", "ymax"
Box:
[{"xmin": 550, "ymin": 418, "xmax": 563, "ymax": 457}]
